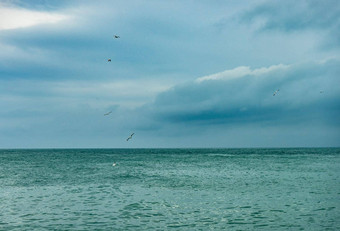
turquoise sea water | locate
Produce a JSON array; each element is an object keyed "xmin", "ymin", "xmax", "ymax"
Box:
[{"xmin": 0, "ymin": 148, "xmax": 339, "ymax": 230}]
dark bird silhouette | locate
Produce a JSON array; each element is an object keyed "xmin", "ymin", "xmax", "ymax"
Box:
[
  {"xmin": 108, "ymin": 59, "xmax": 111, "ymax": 62},
  {"xmin": 114, "ymin": 35, "xmax": 120, "ymax": 38},
  {"xmin": 104, "ymin": 111, "xmax": 112, "ymax": 116},
  {"xmin": 126, "ymin": 133, "xmax": 134, "ymax": 141},
  {"xmin": 273, "ymin": 89, "xmax": 280, "ymax": 96}
]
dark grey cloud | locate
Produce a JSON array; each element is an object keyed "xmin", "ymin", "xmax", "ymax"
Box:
[
  {"xmin": 146, "ymin": 59, "xmax": 340, "ymax": 127},
  {"xmin": 241, "ymin": 0, "xmax": 340, "ymax": 48}
]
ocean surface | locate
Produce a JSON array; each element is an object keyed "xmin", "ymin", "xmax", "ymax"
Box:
[{"xmin": 0, "ymin": 148, "xmax": 339, "ymax": 230}]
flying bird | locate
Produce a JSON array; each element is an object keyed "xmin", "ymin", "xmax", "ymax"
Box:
[
  {"xmin": 108, "ymin": 59, "xmax": 111, "ymax": 62},
  {"xmin": 114, "ymin": 35, "xmax": 120, "ymax": 38},
  {"xmin": 104, "ymin": 111, "xmax": 112, "ymax": 116},
  {"xmin": 112, "ymin": 163, "xmax": 117, "ymax": 167},
  {"xmin": 273, "ymin": 89, "xmax": 280, "ymax": 96},
  {"xmin": 126, "ymin": 133, "xmax": 134, "ymax": 141}
]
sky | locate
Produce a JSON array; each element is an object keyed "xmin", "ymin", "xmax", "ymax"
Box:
[{"xmin": 0, "ymin": 0, "xmax": 339, "ymax": 148}]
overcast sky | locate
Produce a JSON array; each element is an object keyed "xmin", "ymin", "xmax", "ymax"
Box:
[{"xmin": 0, "ymin": 0, "xmax": 339, "ymax": 148}]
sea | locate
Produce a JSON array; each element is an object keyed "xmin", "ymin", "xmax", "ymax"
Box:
[{"xmin": 0, "ymin": 148, "xmax": 339, "ymax": 230}]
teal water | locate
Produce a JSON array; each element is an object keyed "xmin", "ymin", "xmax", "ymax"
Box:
[{"xmin": 0, "ymin": 148, "xmax": 339, "ymax": 230}]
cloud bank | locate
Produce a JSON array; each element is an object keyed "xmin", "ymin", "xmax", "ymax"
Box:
[{"xmin": 147, "ymin": 59, "xmax": 340, "ymax": 127}]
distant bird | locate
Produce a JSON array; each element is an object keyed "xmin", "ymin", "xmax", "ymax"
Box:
[
  {"xmin": 273, "ymin": 89, "xmax": 280, "ymax": 96},
  {"xmin": 114, "ymin": 35, "xmax": 120, "ymax": 39},
  {"xmin": 126, "ymin": 133, "xmax": 134, "ymax": 141},
  {"xmin": 320, "ymin": 91, "xmax": 324, "ymax": 93},
  {"xmin": 104, "ymin": 111, "xmax": 112, "ymax": 116},
  {"xmin": 107, "ymin": 59, "xmax": 111, "ymax": 62},
  {"xmin": 112, "ymin": 162, "xmax": 117, "ymax": 167}
]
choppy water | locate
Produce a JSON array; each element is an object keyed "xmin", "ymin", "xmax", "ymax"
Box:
[{"xmin": 0, "ymin": 148, "xmax": 339, "ymax": 230}]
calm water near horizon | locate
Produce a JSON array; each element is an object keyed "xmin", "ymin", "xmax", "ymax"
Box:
[{"xmin": 0, "ymin": 148, "xmax": 339, "ymax": 230}]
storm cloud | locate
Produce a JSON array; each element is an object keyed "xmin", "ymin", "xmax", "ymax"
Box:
[
  {"xmin": 241, "ymin": 0, "xmax": 340, "ymax": 49},
  {"xmin": 147, "ymin": 59, "xmax": 340, "ymax": 126}
]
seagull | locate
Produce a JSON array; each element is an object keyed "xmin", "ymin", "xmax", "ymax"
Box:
[
  {"xmin": 112, "ymin": 163, "xmax": 117, "ymax": 167},
  {"xmin": 114, "ymin": 35, "xmax": 120, "ymax": 39},
  {"xmin": 273, "ymin": 89, "xmax": 280, "ymax": 96},
  {"xmin": 108, "ymin": 59, "xmax": 111, "ymax": 62},
  {"xmin": 104, "ymin": 111, "xmax": 112, "ymax": 116},
  {"xmin": 126, "ymin": 133, "xmax": 134, "ymax": 141}
]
